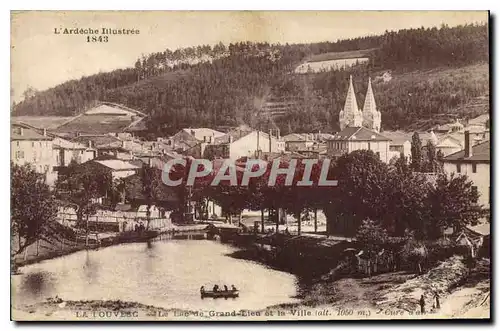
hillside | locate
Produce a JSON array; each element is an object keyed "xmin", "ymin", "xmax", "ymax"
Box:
[{"xmin": 13, "ymin": 23, "xmax": 489, "ymax": 135}]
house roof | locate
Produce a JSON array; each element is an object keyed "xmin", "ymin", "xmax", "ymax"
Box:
[
  {"xmin": 94, "ymin": 159, "xmax": 141, "ymax": 171},
  {"xmin": 183, "ymin": 128, "xmax": 225, "ymax": 141},
  {"xmin": 380, "ymin": 131, "xmax": 412, "ymax": 145},
  {"xmin": 11, "ymin": 124, "xmax": 52, "ymax": 141},
  {"xmin": 443, "ymin": 140, "xmax": 490, "ymax": 162},
  {"xmin": 282, "ymin": 133, "xmax": 306, "ymax": 142},
  {"xmin": 468, "ymin": 114, "xmax": 489, "ymax": 126},
  {"xmin": 214, "ymin": 127, "xmax": 255, "ymax": 144},
  {"xmin": 330, "ymin": 127, "xmax": 390, "ymax": 142},
  {"xmin": 72, "ymin": 135, "xmax": 123, "ymax": 148},
  {"xmin": 53, "ymin": 137, "xmax": 92, "ymax": 150}
]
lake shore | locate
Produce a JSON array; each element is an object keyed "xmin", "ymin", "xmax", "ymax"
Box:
[
  {"xmin": 12, "ymin": 253, "xmax": 490, "ymax": 321},
  {"xmin": 11, "ymin": 233, "xmax": 490, "ymax": 321}
]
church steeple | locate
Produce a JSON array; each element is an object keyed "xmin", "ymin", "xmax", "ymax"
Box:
[
  {"xmin": 362, "ymin": 77, "xmax": 382, "ymax": 132},
  {"xmin": 339, "ymin": 75, "xmax": 363, "ymax": 130}
]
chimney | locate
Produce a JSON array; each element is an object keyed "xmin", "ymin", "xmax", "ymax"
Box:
[
  {"xmin": 465, "ymin": 130, "xmax": 473, "ymax": 158},
  {"xmin": 228, "ymin": 136, "xmax": 233, "ymax": 143},
  {"xmin": 88, "ymin": 140, "xmax": 92, "ymax": 148},
  {"xmin": 19, "ymin": 127, "xmax": 23, "ymax": 136},
  {"xmin": 43, "ymin": 128, "xmax": 47, "ymax": 136},
  {"xmin": 277, "ymin": 128, "xmax": 281, "ymax": 140}
]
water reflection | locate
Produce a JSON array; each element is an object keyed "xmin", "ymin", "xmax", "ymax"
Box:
[
  {"xmin": 12, "ymin": 240, "xmax": 298, "ymax": 311},
  {"xmin": 83, "ymin": 250, "xmax": 99, "ymax": 285},
  {"xmin": 19, "ymin": 271, "xmax": 53, "ymax": 298}
]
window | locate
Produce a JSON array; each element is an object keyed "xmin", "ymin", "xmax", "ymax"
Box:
[
  {"xmin": 472, "ymin": 163, "xmax": 477, "ymax": 173},
  {"xmin": 456, "ymin": 163, "xmax": 461, "ymax": 173},
  {"xmin": 16, "ymin": 141, "xmax": 19, "ymax": 147},
  {"xmin": 32, "ymin": 142, "xmax": 34, "ymax": 147}
]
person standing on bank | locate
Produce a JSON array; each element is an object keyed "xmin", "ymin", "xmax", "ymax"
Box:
[
  {"xmin": 434, "ymin": 292, "xmax": 440, "ymax": 309},
  {"xmin": 419, "ymin": 294, "xmax": 426, "ymax": 314}
]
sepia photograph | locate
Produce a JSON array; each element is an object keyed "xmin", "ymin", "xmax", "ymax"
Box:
[{"xmin": 9, "ymin": 10, "xmax": 490, "ymax": 321}]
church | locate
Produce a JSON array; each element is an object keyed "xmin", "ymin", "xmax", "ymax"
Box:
[
  {"xmin": 339, "ymin": 75, "xmax": 382, "ymax": 132},
  {"xmin": 327, "ymin": 75, "xmax": 490, "ymax": 165},
  {"xmin": 327, "ymin": 75, "xmax": 391, "ymax": 162}
]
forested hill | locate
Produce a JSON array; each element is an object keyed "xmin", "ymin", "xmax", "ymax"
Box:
[{"xmin": 13, "ymin": 23, "xmax": 489, "ymax": 136}]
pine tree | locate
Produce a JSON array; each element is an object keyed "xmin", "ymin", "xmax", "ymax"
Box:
[{"xmin": 411, "ymin": 132, "xmax": 423, "ymax": 172}]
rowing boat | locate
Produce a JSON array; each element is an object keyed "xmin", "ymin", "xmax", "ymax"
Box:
[{"xmin": 200, "ymin": 290, "xmax": 239, "ymax": 299}]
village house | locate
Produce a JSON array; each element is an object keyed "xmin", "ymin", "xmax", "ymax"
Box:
[
  {"xmin": 443, "ymin": 131, "xmax": 490, "ymax": 208},
  {"xmin": 90, "ymin": 159, "xmax": 142, "ymax": 180},
  {"xmin": 203, "ymin": 126, "xmax": 285, "ymax": 161},
  {"xmin": 11, "ymin": 123, "xmax": 57, "ymax": 186},
  {"xmin": 379, "ymin": 131, "xmax": 413, "ymax": 161},
  {"xmin": 170, "ymin": 128, "xmax": 226, "ymax": 157},
  {"xmin": 432, "ymin": 114, "xmax": 489, "ymax": 155},
  {"xmin": 72, "ymin": 134, "xmax": 134, "ymax": 160},
  {"xmin": 52, "ymin": 137, "xmax": 96, "ymax": 168},
  {"xmin": 282, "ymin": 133, "xmax": 314, "ymax": 152},
  {"xmin": 327, "ymin": 127, "xmax": 391, "ymax": 163}
]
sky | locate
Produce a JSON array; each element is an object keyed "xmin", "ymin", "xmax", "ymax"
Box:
[{"xmin": 10, "ymin": 11, "xmax": 488, "ymax": 103}]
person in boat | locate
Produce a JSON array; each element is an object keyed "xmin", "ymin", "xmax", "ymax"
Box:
[
  {"xmin": 200, "ymin": 286, "xmax": 205, "ymax": 294},
  {"xmin": 224, "ymin": 285, "xmax": 228, "ymax": 292},
  {"xmin": 213, "ymin": 284, "xmax": 219, "ymax": 292},
  {"xmin": 231, "ymin": 285, "xmax": 237, "ymax": 291}
]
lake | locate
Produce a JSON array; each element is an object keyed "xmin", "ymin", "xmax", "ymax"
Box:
[{"xmin": 12, "ymin": 240, "xmax": 299, "ymax": 311}]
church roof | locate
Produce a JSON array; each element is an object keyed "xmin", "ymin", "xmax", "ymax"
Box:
[
  {"xmin": 362, "ymin": 77, "xmax": 378, "ymax": 114},
  {"xmin": 343, "ymin": 75, "xmax": 360, "ymax": 116},
  {"xmin": 330, "ymin": 127, "xmax": 391, "ymax": 142}
]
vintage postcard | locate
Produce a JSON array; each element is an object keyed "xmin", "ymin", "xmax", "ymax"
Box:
[{"xmin": 10, "ymin": 11, "xmax": 490, "ymax": 321}]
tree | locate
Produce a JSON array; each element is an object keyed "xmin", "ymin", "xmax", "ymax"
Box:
[
  {"xmin": 11, "ymin": 163, "xmax": 57, "ymax": 255},
  {"xmin": 411, "ymin": 132, "xmax": 423, "ymax": 172},
  {"xmin": 22, "ymin": 86, "xmax": 38, "ymax": 100},
  {"xmin": 55, "ymin": 161, "xmax": 112, "ymax": 245},
  {"xmin": 356, "ymin": 219, "xmax": 388, "ymax": 256},
  {"xmin": 326, "ymin": 150, "xmax": 389, "ymax": 236},
  {"xmin": 436, "ymin": 149, "xmax": 445, "ymax": 173},
  {"xmin": 428, "ymin": 173, "xmax": 485, "ymax": 234},
  {"xmin": 392, "ymin": 152, "xmax": 410, "ymax": 175},
  {"xmin": 384, "ymin": 170, "xmax": 433, "ymax": 239},
  {"xmin": 424, "ymin": 140, "xmax": 441, "ymax": 173}
]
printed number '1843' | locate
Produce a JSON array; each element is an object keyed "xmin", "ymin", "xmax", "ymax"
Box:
[{"xmin": 87, "ymin": 36, "xmax": 109, "ymax": 43}]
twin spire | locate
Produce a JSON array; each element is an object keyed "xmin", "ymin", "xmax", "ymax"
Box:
[{"xmin": 339, "ymin": 75, "xmax": 381, "ymax": 132}]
